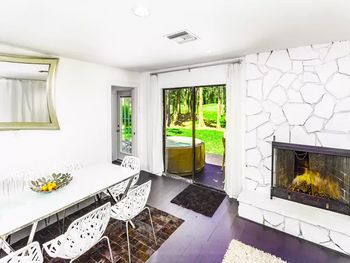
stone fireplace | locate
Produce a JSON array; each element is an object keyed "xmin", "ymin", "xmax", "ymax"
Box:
[
  {"xmin": 239, "ymin": 40, "xmax": 350, "ymax": 255},
  {"xmin": 271, "ymin": 141, "xmax": 350, "ymax": 215}
]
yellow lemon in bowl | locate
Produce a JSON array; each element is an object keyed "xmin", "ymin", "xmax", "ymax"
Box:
[{"xmin": 47, "ymin": 182, "xmax": 57, "ymax": 191}]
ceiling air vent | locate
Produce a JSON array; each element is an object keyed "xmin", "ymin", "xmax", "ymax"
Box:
[{"xmin": 166, "ymin": 30, "xmax": 198, "ymax": 44}]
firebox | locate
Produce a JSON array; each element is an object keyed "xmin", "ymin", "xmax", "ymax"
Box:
[{"xmin": 271, "ymin": 140, "xmax": 350, "ymax": 215}]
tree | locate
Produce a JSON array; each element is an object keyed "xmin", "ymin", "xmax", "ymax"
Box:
[
  {"xmin": 166, "ymin": 91, "xmax": 171, "ymax": 127},
  {"xmin": 217, "ymin": 86, "xmax": 221, "ymax": 129},
  {"xmin": 198, "ymin": 87, "xmax": 205, "ymax": 128},
  {"xmin": 176, "ymin": 90, "xmax": 181, "ymax": 115}
]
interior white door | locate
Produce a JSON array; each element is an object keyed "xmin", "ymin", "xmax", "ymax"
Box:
[{"xmin": 117, "ymin": 91, "xmax": 133, "ymax": 160}]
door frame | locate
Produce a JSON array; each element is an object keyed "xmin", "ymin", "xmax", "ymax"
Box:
[
  {"xmin": 162, "ymin": 84, "xmax": 226, "ymax": 190},
  {"xmin": 111, "ymin": 87, "xmax": 136, "ymax": 162},
  {"xmin": 162, "ymin": 87, "xmax": 196, "ymax": 181},
  {"xmin": 117, "ymin": 90, "xmax": 133, "ymax": 160}
]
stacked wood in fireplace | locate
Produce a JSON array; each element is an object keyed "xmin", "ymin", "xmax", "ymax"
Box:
[{"xmin": 288, "ymin": 169, "xmax": 342, "ymax": 201}]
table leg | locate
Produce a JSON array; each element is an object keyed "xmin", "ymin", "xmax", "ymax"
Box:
[
  {"xmin": 27, "ymin": 221, "xmax": 38, "ymax": 245},
  {"xmin": 0, "ymin": 237, "xmax": 14, "ymax": 254},
  {"xmin": 106, "ymin": 174, "xmax": 136, "ymax": 204},
  {"xmin": 122, "ymin": 175, "xmax": 136, "ymax": 198},
  {"xmin": 61, "ymin": 209, "xmax": 66, "ymax": 234}
]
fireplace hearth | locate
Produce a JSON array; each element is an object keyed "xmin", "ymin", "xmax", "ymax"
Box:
[{"xmin": 271, "ymin": 141, "xmax": 350, "ymax": 215}]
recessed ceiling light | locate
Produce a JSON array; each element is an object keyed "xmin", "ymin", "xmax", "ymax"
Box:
[{"xmin": 132, "ymin": 6, "xmax": 150, "ymax": 18}]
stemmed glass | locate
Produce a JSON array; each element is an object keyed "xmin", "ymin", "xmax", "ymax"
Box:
[{"xmin": 0, "ymin": 169, "xmax": 37, "ymax": 196}]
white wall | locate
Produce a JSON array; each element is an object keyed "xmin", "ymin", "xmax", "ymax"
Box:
[
  {"xmin": 239, "ymin": 40, "xmax": 350, "ymax": 255},
  {"xmin": 0, "ymin": 45, "xmax": 141, "ymax": 175},
  {"xmin": 157, "ymin": 65, "xmax": 227, "ymax": 88}
]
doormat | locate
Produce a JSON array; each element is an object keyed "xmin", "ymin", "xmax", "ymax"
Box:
[{"xmin": 170, "ymin": 184, "xmax": 226, "ymax": 217}]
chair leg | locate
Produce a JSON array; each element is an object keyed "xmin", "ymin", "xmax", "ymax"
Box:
[
  {"xmin": 145, "ymin": 207, "xmax": 157, "ymax": 245},
  {"xmin": 125, "ymin": 221, "xmax": 131, "ymax": 263},
  {"xmin": 101, "ymin": 236, "xmax": 114, "ymax": 263},
  {"xmin": 129, "ymin": 221, "xmax": 136, "ymax": 229},
  {"xmin": 55, "ymin": 213, "xmax": 61, "ymax": 232},
  {"xmin": 94, "ymin": 194, "xmax": 101, "ymax": 204},
  {"xmin": 41, "ymin": 247, "xmax": 46, "ymax": 259},
  {"xmin": 6, "ymin": 235, "xmax": 11, "ymax": 245},
  {"xmin": 61, "ymin": 209, "xmax": 67, "ymax": 233},
  {"xmin": 70, "ymin": 254, "xmax": 79, "ymax": 263}
]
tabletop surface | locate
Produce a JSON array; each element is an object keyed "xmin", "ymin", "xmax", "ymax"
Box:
[{"xmin": 0, "ymin": 163, "xmax": 136, "ymax": 237}]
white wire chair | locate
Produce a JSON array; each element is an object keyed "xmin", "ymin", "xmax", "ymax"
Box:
[
  {"xmin": 106, "ymin": 156, "xmax": 141, "ymax": 201},
  {"xmin": 0, "ymin": 241, "xmax": 43, "ymax": 263},
  {"xmin": 42, "ymin": 202, "xmax": 113, "ymax": 263},
  {"xmin": 110, "ymin": 180, "xmax": 156, "ymax": 263}
]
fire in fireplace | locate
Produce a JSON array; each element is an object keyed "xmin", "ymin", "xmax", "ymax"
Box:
[{"xmin": 271, "ymin": 141, "xmax": 350, "ymax": 215}]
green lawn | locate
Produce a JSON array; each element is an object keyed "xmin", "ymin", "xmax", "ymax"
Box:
[
  {"xmin": 202, "ymin": 104, "xmax": 226, "ymax": 128},
  {"xmin": 166, "ymin": 127, "xmax": 224, "ymax": 155}
]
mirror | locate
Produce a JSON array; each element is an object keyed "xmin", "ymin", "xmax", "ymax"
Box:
[{"xmin": 0, "ymin": 55, "xmax": 59, "ymax": 130}]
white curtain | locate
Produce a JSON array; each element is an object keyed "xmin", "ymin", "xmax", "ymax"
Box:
[
  {"xmin": 0, "ymin": 78, "xmax": 49, "ymax": 122},
  {"xmin": 147, "ymin": 75, "xmax": 164, "ymax": 175},
  {"xmin": 225, "ymin": 63, "xmax": 245, "ymax": 198}
]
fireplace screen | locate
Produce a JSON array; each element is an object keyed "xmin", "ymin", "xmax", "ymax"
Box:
[{"xmin": 271, "ymin": 141, "xmax": 350, "ymax": 215}]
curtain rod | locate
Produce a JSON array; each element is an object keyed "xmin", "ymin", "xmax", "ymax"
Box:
[
  {"xmin": 0, "ymin": 76, "xmax": 46, "ymax": 81},
  {"xmin": 150, "ymin": 58, "xmax": 242, "ymax": 76}
]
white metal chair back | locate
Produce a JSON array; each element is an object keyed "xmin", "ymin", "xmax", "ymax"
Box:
[
  {"xmin": 43, "ymin": 202, "xmax": 111, "ymax": 259},
  {"xmin": 111, "ymin": 180, "xmax": 151, "ymax": 221},
  {"xmin": 106, "ymin": 156, "xmax": 140, "ymax": 201},
  {"xmin": 0, "ymin": 242, "xmax": 43, "ymax": 263},
  {"xmin": 121, "ymin": 156, "xmax": 140, "ymax": 186}
]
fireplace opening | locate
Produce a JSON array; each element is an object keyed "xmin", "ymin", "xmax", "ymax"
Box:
[{"xmin": 271, "ymin": 141, "xmax": 350, "ymax": 215}]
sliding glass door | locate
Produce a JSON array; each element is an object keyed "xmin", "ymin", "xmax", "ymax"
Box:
[
  {"xmin": 163, "ymin": 85, "xmax": 226, "ymax": 191},
  {"xmin": 163, "ymin": 88, "xmax": 195, "ymax": 177},
  {"xmin": 193, "ymin": 86, "xmax": 226, "ymax": 190}
]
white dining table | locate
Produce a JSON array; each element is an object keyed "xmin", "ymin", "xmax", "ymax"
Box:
[{"xmin": 0, "ymin": 163, "xmax": 137, "ymax": 248}]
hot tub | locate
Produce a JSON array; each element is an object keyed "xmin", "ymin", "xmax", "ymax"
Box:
[{"xmin": 165, "ymin": 136, "xmax": 205, "ymax": 176}]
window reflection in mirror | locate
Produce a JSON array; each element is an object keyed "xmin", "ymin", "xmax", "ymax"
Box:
[
  {"xmin": 0, "ymin": 62, "xmax": 50, "ymax": 122},
  {"xmin": 0, "ymin": 56, "xmax": 59, "ymax": 130}
]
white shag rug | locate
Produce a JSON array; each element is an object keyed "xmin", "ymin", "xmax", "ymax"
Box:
[{"xmin": 222, "ymin": 240, "xmax": 287, "ymax": 263}]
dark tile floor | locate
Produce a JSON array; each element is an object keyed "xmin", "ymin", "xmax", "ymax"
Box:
[
  {"xmin": 194, "ymin": 163, "xmax": 225, "ymax": 191},
  {"xmin": 138, "ymin": 171, "xmax": 350, "ymax": 263},
  {"xmin": 6, "ymin": 200, "xmax": 183, "ymax": 263}
]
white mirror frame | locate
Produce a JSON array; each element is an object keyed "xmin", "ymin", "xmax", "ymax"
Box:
[{"xmin": 0, "ymin": 54, "xmax": 59, "ymax": 130}]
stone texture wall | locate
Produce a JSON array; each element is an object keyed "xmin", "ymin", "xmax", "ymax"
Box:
[
  {"xmin": 245, "ymin": 40, "xmax": 350, "ymax": 194},
  {"xmin": 241, "ymin": 40, "xmax": 350, "ymax": 254}
]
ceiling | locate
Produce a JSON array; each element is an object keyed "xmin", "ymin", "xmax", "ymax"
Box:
[{"xmin": 0, "ymin": 0, "xmax": 350, "ymax": 71}]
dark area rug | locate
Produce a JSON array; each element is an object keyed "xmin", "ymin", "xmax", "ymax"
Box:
[
  {"xmin": 5, "ymin": 201, "xmax": 184, "ymax": 263},
  {"xmin": 170, "ymin": 184, "xmax": 226, "ymax": 217}
]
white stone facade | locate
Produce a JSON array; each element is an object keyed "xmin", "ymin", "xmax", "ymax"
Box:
[{"xmin": 239, "ymin": 41, "xmax": 350, "ymax": 255}]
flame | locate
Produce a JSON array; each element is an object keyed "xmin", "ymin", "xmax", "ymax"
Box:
[{"xmin": 290, "ymin": 168, "xmax": 342, "ymax": 201}]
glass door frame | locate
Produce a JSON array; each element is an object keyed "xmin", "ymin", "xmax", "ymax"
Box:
[
  {"xmin": 162, "ymin": 87, "xmax": 196, "ymax": 181},
  {"xmin": 162, "ymin": 84, "xmax": 225, "ymax": 188},
  {"xmin": 117, "ymin": 90, "xmax": 133, "ymax": 160}
]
